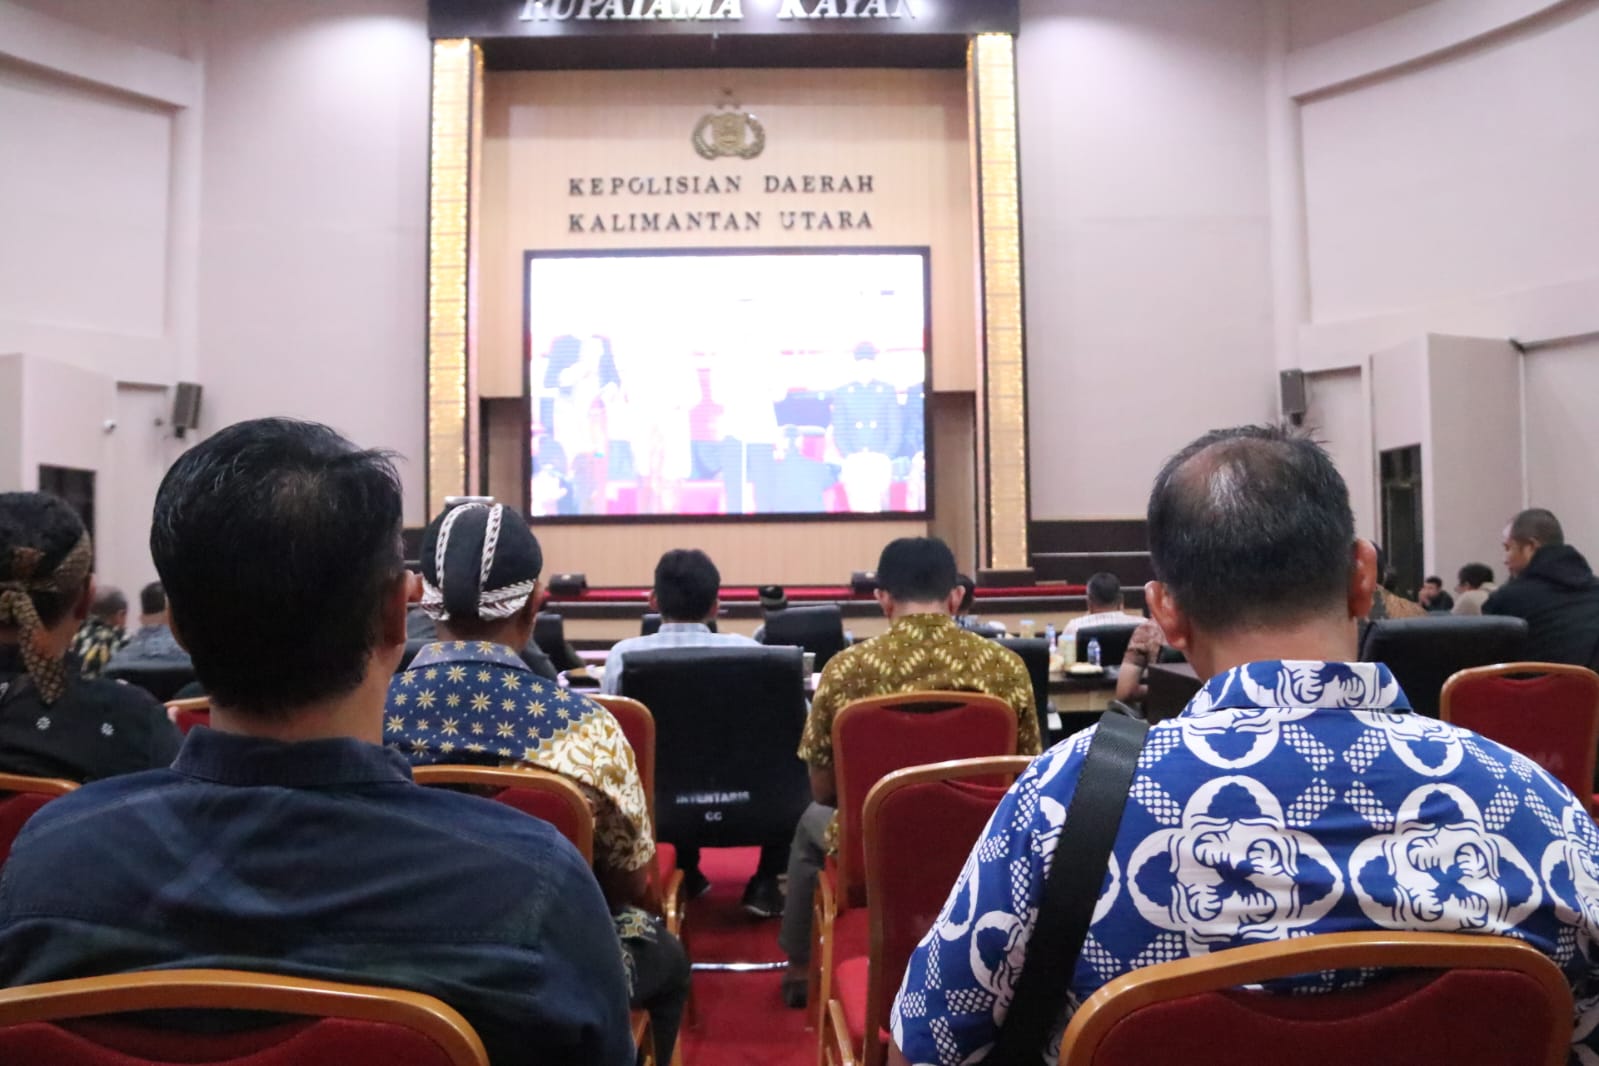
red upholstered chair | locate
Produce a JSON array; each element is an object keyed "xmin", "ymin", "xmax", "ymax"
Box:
[
  {"xmin": 811, "ymin": 693, "xmax": 1019, "ymax": 1034},
  {"xmin": 1440, "ymin": 662, "xmax": 1599, "ymax": 813},
  {"xmin": 1055, "ymin": 931, "xmax": 1571, "ymax": 1066},
  {"xmin": 0, "ymin": 968, "xmax": 489, "ymax": 1066},
  {"xmin": 411, "ymin": 765, "xmax": 594, "ymax": 862},
  {"xmin": 164, "ymin": 696, "xmax": 211, "ymax": 735},
  {"xmin": 0, "ymin": 772, "xmax": 77, "ymax": 869},
  {"xmin": 820, "ymin": 756, "xmax": 1034, "ymax": 1066},
  {"xmin": 592, "ymin": 693, "xmax": 687, "ymax": 937}
]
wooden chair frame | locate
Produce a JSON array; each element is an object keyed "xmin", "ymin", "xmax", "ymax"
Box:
[
  {"xmin": 1057, "ymin": 931, "xmax": 1572, "ymax": 1066},
  {"xmin": 1440, "ymin": 661, "xmax": 1599, "ymax": 811},
  {"xmin": 412, "ymin": 765, "xmax": 594, "ymax": 863},
  {"xmin": 0, "ymin": 773, "xmax": 78, "ymax": 798},
  {"xmin": 821, "ymin": 756, "xmax": 1036, "ymax": 1066},
  {"xmin": 163, "ymin": 696, "xmax": 210, "ymax": 715},
  {"xmin": 811, "ymin": 693, "xmax": 1018, "ymax": 1036},
  {"xmin": 0, "ymin": 968, "xmax": 489, "ymax": 1066}
]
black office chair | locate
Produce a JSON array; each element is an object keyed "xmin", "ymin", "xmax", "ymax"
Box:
[
  {"xmin": 618, "ymin": 646, "xmax": 809, "ymax": 851},
  {"xmin": 1075, "ymin": 623, "xmax": 1140, "ymax": 667},
  {"xmin": 1360, "ymin": 615, "xmax": 1530, "ymax": 718},
  {"xmin": 533, "ymin": 613, "xmax": 583, "ymax": 672},
  {"xmin": 104, "ymin": 664, "xmax": 197, "ymax": 703},
  {"xmin": 758, "ymin": 604, "xmax": 848, "ymax": 671},
  {"xmin": 642, "ymin": 613, "xmax": 717, "ymax": 636},
  {"xmin": 996, "ymin": 637, "xmax": 1051, "ymax": 744}
]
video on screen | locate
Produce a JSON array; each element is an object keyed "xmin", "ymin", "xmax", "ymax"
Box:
[{"xmin": 527, "ymin": 249, "xmax": 929, "ymax": 519}]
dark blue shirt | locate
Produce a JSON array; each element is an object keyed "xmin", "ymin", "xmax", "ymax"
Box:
[{"xmin": 0, "ymin": 727, "xmax": 634, "ymax": 1066}]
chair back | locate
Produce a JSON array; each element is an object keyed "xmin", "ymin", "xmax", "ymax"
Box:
[
  {"xmin": 103, "ymin": 664, "xmax": 197, "ymax": 703},
  {"xmin": 164, "ymin": 696, "xmax": 211, "ymax": 735},
  {"xmin": 833, "ymin": 692, "xmax": 1018, "ymax": 904},
  {"xmin": 619, "ymin": 645, "xmax": 808, "ymax": 848},
  {"xmin": 1441, "ymin": 662, "xmax": 1599, "ymax": 799},
  {"xmin": 0, "ymin": 773, "xmax": 77, "ymax": 870},
  {"xmin": 411, "ymin": 765, "xmax": 594, "ymax": 862},
  {"xmin": 1361, "ymin": 615, "xmax": 1529, "ymax": 717},
  {"xmin": 398, "ymin": 639, "xmax": 429, "ymax": 672},
  {"xmin": 1074, "ymin": 624, "xmax": 1139, "ymax": 666},
  {"xmin": 996, "ymin": 636, "xmax": 1049, "ymax": 733},
  {"xmin": 641, "ymin": 613, "xmax": 662, "ymax": 636},
  {"xmin": 1057, "ymin": 930, "xmax": 1571, "ymax": 1066},
  {"xmin": 0, "ymin": 968, "xmax": 488, "ymax": 1066},
  {"xmin": 859, "ymin": 757, "xmax": 1034, "ymax": 1066},
  {"xmin": 760, "ymin": 605, "xmax": 848, "ymax": 671}
]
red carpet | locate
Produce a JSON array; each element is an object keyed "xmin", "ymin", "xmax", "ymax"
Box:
[{"xmin": 679, "ymin": 847, "xmax": 814, "ymax": 1066}]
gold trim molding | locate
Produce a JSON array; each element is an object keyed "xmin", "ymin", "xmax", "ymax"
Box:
[
  {"xmin": 970, "ymin": 34, "xmax": 1029, "ymax": 570},
  {"xmin": 427, "ymin": 39, "xmax": 482, "ymax": 516}
]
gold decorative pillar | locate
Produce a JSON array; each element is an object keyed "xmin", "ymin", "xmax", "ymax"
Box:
[
  {"xmin": 427, "ymin": 38, "xmax": 483, "ymax": 515},
  {"xmin": 968, "ymin": 34, "xmax": 1029, "ymax": 571}
]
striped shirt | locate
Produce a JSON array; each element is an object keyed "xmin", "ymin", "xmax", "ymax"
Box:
[{"xmin": 601, "ymin": 622, "xmax": 759, "ymax": 695}]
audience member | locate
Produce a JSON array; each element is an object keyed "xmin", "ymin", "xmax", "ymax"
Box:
[
  {"xmin": 1452, "ymin": 562, "xmax": 1497, "ymax": 616},
  {"xmin": 952, "ymin": 573, "xmax": 1004, "ymax": 637},
  {"xmin": 781, "ymin": 536, "xmax": 1041, "ymax": 1008},
  {"xmin": 604, "ymin": 548, "xmax": 787, "ymax": 915},
  {"xmin": 0, "ymin": 420, "xmax": 633, "ymax": 1066},
  {"xmin": 1365, "ymin": 544, "xmax": 1426, "ymax": 621},
  {"xmin": 389, "ymin": 501, "xmax": 688, "ymax": 1063},
  {"xmin": 0, "ymin": 494, "xmax": 179, "ymax": 782},
  {"xmin": 1113, "ymin": 616, "xmax": 1169, "ymax": 702},
  {"xmin": 68, "ymin": 585, "xmax": 127, "ymax": 678},
  {"xmin": 1060, "ymin": 571, "xmax": 1143, "ymax": 639},
  {"xmin": 1416, "ymin": 575, "xmax": 1454, "ymax": 612},
  {"xmin": 1486, "ymin": 508, "xmax": 1599, "ymax": 667},
  {"xmin": 104, "ymin": 581, "xmax": 191, "ymax": 673},
  {"xmin": 889, "ymin": 426, "xmax": 1599, "ymax": 1065}
]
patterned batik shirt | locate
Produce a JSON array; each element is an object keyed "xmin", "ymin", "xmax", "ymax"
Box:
[
  {"xmin": 386, "ymin": 641, "xmax": 654, "ymax": 877},
  {"xmin": 69, "ymin": 618, "xmax": 126, "ymax": 679},
  {"xmin": 892, "ymin": 659, "xmax": 1599, "ymax": 1066},
  {"xmin": 797, "ymin": 613, "xmax": 1041, "ymax": 771}
]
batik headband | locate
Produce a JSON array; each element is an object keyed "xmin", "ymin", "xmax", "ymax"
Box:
[
  {"xmin": 0, "ymin": 532, "xmax": 93, "ymax": 706},
  {"xmin": 419, "ymin": 503, "xmax": 539, "ymax": 623}
]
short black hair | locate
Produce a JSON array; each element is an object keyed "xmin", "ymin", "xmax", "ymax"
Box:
[
  {"xmin": 90, "ymin": 586, "xmax": 127, "ymax": 620},
  {"xmin": 1510, "ymin": 508, "xmax": 1563, "ymax": 547},
  {"xmin": 139, "ymin": 581, "xmax": 165, "ymax": 616},
  {"xmin": 1422, "ymin": 576, "xmax": 1443, "ymax": 589},
  {"xmin": 0, "ymin": 492, "xmax": 89, "ymax": 627},
  {"xmin": 655, "ymin": 549, "xmax": 720, "ymax": 621},
  {"xmin": 876, "ymin": 537, "xmax": 957, "ymax": 602},
  {"xmin": 1148, "ymin": 425, "xmax": 1355, "ymax": 633},
  {"xmin": 1086, "ymin": 572, "xmax": 1123, "ymax": 608},
  {"xmin": 1458, "ymin": 562, "xmax": 1495, "ymax": 589},
  {"xmin": 151, "ymin": 418, "xmax": 404, "ymax": 717}
]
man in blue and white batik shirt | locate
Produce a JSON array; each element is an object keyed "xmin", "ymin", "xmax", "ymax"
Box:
[{"xmin": 890, "ymin": 426, "xmax": 1599, "ymax": 1066}]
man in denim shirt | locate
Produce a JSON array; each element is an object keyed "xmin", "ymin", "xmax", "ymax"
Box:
[{"xmin": 0, "ymin": 418, "xmax": 633, "ymax": 1066}]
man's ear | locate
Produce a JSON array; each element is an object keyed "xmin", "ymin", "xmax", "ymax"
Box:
[
  {"xmin": 379, "ymin": 571, "xmax": 410, "ymax": 649},
  {"xmin": 405, "ymin": 570, "xmax": 422, "ymax": 605},
  {"xmin": 529, "ymin": 580, "xmax": 544, "ymax": 613},
  {"xmin": 944, "ymin": 586, "xmax": 964, "ymax": 616},
  {"xmin": 1145, "ymin": 581, "xmax": 1190, "ymax": 653},
  {"xmin": 647, "ymin": 589, "xmax": 659, "ymax": 613},
  {"xmin": 1349, "ymin": 539, "xmax": 1378, "ymax": 620},
  {"xmin": 874, "ymin": 589, "xmax": 893, "ymax": 618}
]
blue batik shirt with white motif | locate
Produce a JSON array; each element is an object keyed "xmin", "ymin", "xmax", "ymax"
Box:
[{"xmin": 891, "ymin": 660, "xmax": 1599, "ymax": 1065}]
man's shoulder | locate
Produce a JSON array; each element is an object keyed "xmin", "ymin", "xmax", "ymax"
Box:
[{"xmin": 67, "ymin": 677, "xmax": 167, "ymax": 720}]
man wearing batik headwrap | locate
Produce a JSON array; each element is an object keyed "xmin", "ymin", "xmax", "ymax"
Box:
[
  {"xmin": 391, "ymin": 500, "xmax": 690, "ymax": 1065},
  {"xmin": 0, "ymin": 493, "xmax": 179, "ymax": 781}
]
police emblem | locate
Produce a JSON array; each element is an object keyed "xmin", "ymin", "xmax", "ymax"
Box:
[{"xmin": 692, "ymin": 103, "xmax": 765, "ymax": 160}]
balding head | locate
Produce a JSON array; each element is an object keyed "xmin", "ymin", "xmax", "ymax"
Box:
[{"xmin": 1147, "ymin": 425, "xmax": 1358, "ymax": 635}]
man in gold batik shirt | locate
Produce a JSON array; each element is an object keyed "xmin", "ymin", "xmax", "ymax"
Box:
[{"xmin": 778, "ymin": 536, "xmax": 1041, "ymax": 1007}]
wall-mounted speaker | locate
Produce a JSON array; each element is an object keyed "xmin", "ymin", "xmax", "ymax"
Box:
[
  {"xmin": 1279, "ymin": 369, "xmax": 1307, "ymax": 425},
  {"xmin": 172, "ymin": 382, "xmax": 203, "ymax": 439}
]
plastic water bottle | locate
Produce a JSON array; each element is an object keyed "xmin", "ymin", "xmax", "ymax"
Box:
[
  {"xmin": 1087, "ymin": 637, "xmax": 1102, "ymax": 667},
  {"xmin": 1044, "ymin": 623, "xmax": 1057, "ymax": 653}
]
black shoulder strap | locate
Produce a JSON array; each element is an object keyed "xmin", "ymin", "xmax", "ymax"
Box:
[{"xmin": 984, "ymin": 708, "xmax": 1149, "ymax": 1065}]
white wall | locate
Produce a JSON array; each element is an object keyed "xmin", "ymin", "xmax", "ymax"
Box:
[
  {"xmin": 1425, "ymin": 335, "xmax": 1521, "ymax": 578},
  {"xmin": 1019, "ymin": 0, "xmax": 1278, "ymax": 520},
  {"xmin": 1303, "ymin": 366, "xmax": 1375, "ymax": 539},
  {"xmin": 196, "ymin": 0, "xmax": 431, "ymax": 524},
  {"xmin": 1525, "ymin": 337, "xmax": 1599, "ymax": 553}
]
